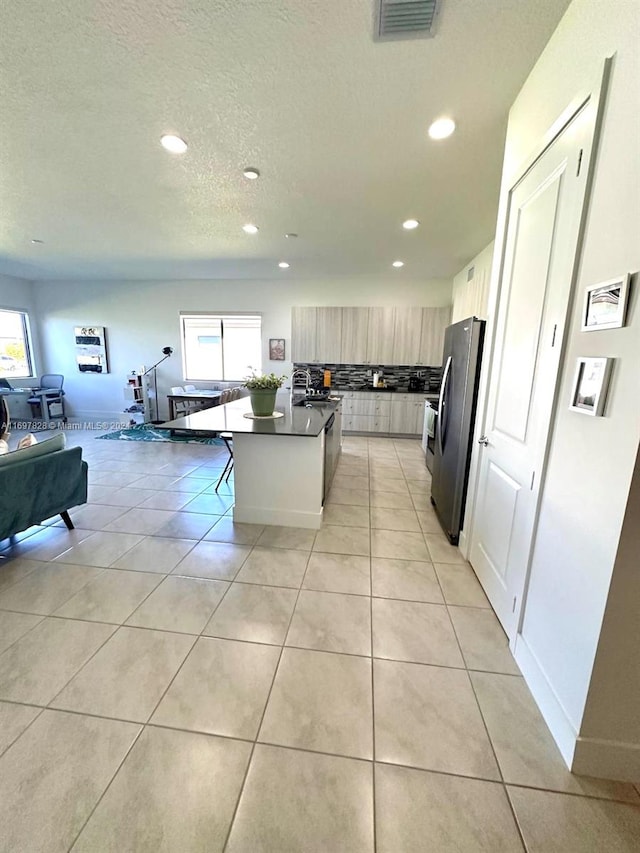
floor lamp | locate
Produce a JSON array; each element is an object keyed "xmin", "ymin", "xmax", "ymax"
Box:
[{"xmin": 143, "ymin": 346, "xmax": 173, "ymax": 424}]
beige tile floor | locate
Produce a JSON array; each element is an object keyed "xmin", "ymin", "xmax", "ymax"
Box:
[{"xmin": 0, "ymin": 430, "xmax": 639, "ymax": 852}]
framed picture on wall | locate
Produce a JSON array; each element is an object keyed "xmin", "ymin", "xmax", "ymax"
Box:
[
  {"xmin": 581, "ymin": 274, "xmax": 630, "ymax": 331},
  {"xmin": 74, "ymin": 325, "xmax": 109, "ymax": 373},
  {"xmin": 569, "ymin": 356, "xmax": 613, "ymax": 416},
  {"xmin": 269, "ymin": 338, "xmax": 285, "ymax": 360}
]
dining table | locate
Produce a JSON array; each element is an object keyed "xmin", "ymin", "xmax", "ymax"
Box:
[{"xmin": 166, "ymin": 389, "xmax": 222, "ymax": 420}]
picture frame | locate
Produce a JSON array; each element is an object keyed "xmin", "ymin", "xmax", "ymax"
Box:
[
  {"xmin": 569, "ymin": 357, "xmax": 613, "ymax": 416},
  {"xmin": 581, "ymin": 274, "xmax": 630, "ymax": 332},
  {"xmin": 269, "ymin": 338, "xmax": 285, "ymax": 361},
  {"xmin": 74, "ymin": 325, "xmax": 109, "ymax": 373}
]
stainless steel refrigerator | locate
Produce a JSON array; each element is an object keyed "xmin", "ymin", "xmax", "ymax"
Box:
[{"xmin": 430, "ymin": 317, "xmax": 485, "ymax": 545}]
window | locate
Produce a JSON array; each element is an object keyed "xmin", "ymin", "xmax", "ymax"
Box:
[
  {"xmin": 0, "ymin": 309, "xmax": 34, "ymax": 379},
  {"xmin": 181, "ymin": 314, "xmax": 262, "ymax": 381}
]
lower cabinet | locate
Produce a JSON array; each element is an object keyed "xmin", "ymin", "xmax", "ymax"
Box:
[
  {"xmin": 341, "ymin": 392, "xmax": 426, "ymax": 435},
  {"xmin": 341, "ymin": 392, "xmax": 392, "ymax": 433},
  {"xmin": 343, "ymin": 414, "xmax": 390, "ymax": 432},
  {"xmin": 390, "ymin": 400, "xmax": 416, "ymax": 434}
]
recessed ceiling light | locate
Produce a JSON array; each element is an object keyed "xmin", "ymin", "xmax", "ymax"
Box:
[
  {"xmin": 392, "ymin": 260, "xmax": 404, "ymax": 268},
  {"xmin": 428, "ymin": 117, "xmax": 456, "ymax": 140},
  {"xmin": 160, "ymin": 134, "xmax": 188, "ymax": 154},
  {"xmin": 242, "ymin": 223, "xmax": 259, "ymax": 234},
  {"xmin": 402, "ymin": 219, "xmax": 420, "ymax": 230},
  {"xmin": 278, "ymin": 262, "xmax": 290, "ymax": 269},
  {"xmin": 285, "ymin": 233, "xmax": 298, "ymax": 239},
  {"xmin": 31, "ymin": 238, "xmax": 44, "ymax": 244},
  {"xmin": 243, "ymin": 167, "xmax": 260, "ymax": 180}
]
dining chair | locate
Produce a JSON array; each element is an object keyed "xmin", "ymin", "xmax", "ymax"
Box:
[
  {"xmin": 169, "ymin": 386, "xmax": 190, "ymax": 417},
  {"xmin": 181, "ymin": 384, "xmax": 207, "ymax": 413}
]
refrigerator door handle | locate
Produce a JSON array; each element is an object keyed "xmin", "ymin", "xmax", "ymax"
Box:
[{"xmin": 437, "ymin": 356, "xmax": 452, "ymax": 456}]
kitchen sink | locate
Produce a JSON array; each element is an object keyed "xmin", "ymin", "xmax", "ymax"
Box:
[{"xmin": 293, "ymin": 398, "xmax": 328, "ymax": 407}]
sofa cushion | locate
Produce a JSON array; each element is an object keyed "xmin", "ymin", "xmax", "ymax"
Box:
[{"xmin": 0, "ymin": 432, "xmax": 66, "ymax": 468}]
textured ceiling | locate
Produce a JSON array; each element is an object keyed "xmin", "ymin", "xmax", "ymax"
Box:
[{"xmin": 0, "ymin": 0, "xmax": 571, "ymax": 281}]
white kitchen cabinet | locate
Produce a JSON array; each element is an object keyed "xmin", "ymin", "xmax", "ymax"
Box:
[
  {"xmin": 389, "ymin": 394, "xmax": 429, "ymax": 435},
  {"xmin": 291, "ymin": 305, "xmax": 451, "ymax": 366},
  {"xmin": 371, "ymin": 416, "xmax": 391, "ymax": 433},
  {"xmin": 341, "ymin": 308, "xmax": 369, "ymax": 363},
  {"xmin": 390, "ymin": 399, "xmax": 416, "ymax": 433},
  {"xmin": 343, "ymin": 397, "xmax": 373, "ymax": 416},
  {"xmin": 392, "ymin": 308, "xmax": 424, "ymax": 364},
  {"xmin": 373, "ymin": 400, "xmax": 391, "ymax": 417},
  {"xmin": 346, "ymin": 414, "xmax": 373, "ymax": 432},
  {"xmin": 407, "ymin": 400, "xmax": 424, "ymax": 435},
  {"xmin": 366, "ymin": 308, "xmax": 395, "ymax": 364},
  {"xmin": 291, "ymin": 307, "xmax": 318, "ymax": 362},
  {"xmin": 344, "ymin": 397, "xmax": 391, "ymax": 417},
  {"xmin": 344, "ymin": 413, "xmax": 389, "ymax": 433},
  {"xmin": 316, "ymin": 308, "xmax": 343, "ymax": 362},
  {"xmin": 419, "ymin": 307, "xmax": 451, "ymax": 365},
  {"xmin": 340, "ymin": 391, "xmax": 392, "ymax": 433}
]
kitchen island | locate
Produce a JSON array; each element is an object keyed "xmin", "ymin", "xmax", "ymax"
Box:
[{"xmin": 161, "ymin": 396, "xmax": 341, "ymax": 529}]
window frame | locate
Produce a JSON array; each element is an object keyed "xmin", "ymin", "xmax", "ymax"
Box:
[
  {"xmin": 180, "ymin": 312, "xmax": 262, "ymax": 382},
  {"xmin": 0, "ymin": 307, "xmax": 36, "ymax": 379}
]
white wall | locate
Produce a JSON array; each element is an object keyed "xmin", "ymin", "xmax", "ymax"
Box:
[
  {"xmin": 32, "ymin": 277, "xmax": 451, "ymax": 420},
  {"xmin": 497, "ymin": 0, "xmax": 640, "ymax": 777},
  {"xmin": 575, "ymin": 447, "xmax": 640, "ymax": 779},
  {"xmin": 451, "ymin": 242, "xmax": 494, "ymax": 324},
  {"xmin": 0, "ymin": 274, "xmax": 43, "ymax": 419}
]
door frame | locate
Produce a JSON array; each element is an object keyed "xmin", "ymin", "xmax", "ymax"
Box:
[{"xmin": 460, "ymin": 58, "xmax": 613, "ymax": 645}]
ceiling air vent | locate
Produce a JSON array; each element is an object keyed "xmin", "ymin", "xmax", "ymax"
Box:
[{"xmin": 374, "ymin": 0, "xmax": 441, "ymax": 42}]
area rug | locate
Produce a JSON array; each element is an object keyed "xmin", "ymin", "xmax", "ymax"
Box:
[{"xmin": 96, "ymin": 424, "xmax": 224, "ymax": 445}]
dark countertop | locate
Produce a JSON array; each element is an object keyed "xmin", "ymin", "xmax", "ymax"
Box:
[
  {"xmin": 160, "ymin": 397, "xmax": 339, "ymax": 438},
  {"xmin": 332, "ymin": 386, "xmax": 439, "ymax": 397}
]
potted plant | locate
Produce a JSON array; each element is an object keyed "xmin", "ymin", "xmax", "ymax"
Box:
[{"xmin": 243, "ymin": 369, "xmax": 287, "ymax": 417}]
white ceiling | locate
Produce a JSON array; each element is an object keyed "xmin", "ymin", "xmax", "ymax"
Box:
[{"xmin": 0, "ymin": 0, "xmax": 571, "ymax": 281}]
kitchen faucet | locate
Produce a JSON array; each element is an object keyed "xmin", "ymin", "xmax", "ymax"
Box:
[{"xmin": 290, "ymin": 368, "xmax": 312, "ymax": 399}]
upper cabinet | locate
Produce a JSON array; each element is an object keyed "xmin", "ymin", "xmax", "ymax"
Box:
[
  {"xmin": 291, "ymin": 307, "xmax": 317, "ymax": 362},
  {"xmin": 291, "ymin": 305, "xmax": 451, "ymax": 365},
  {"xmin": 341, "ymin": 307, "xmax": 369, "ymax": 363},
  {"xmin": 419, "ymin": 306, "xmax": 451, "ymax": 365},
  {"xmin": 366, "ymin": 308, "xmax": 395, "ymax": 364},
  {"xmin": 316, "ymin": 308, "xmax": 343, "ymax": 363},
  {"xmin": 392, "ymin": 307, "xmax": 423, "ymax": 364}
]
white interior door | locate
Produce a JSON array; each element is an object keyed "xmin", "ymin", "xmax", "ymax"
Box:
[{"xmin": 469, "ymin": 105, "xmax": 594, "ymax": 638}]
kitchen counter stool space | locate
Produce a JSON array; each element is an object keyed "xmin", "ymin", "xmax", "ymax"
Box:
[{"xmin": 162, "ymin": 397, "xmax": 341, "ymax": 529}]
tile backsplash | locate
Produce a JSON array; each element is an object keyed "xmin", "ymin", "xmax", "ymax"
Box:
[{"xmin": 292, "ymin": 363, "xmax": 443, "ymax": 393}]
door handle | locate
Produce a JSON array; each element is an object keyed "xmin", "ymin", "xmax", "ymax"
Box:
[
  {"xmin": 478, "ymin": 435, "xmax": 489, "ymax": 446},
  {"xmin": 437, "ymin": 356, "xmax": 452, "ymax": 456}
]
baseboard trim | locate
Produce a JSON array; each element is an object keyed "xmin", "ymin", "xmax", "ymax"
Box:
[
  {"xmin": 572, "ymin": 737, "xmax": 640, "ymax": 783},
  {"xmin": 233, "ymin": 505, "xmax": 323, "ymax": 530},
  {"xmin": 513, "ymin": 634, "xmax": 579, "ymax": 769}
]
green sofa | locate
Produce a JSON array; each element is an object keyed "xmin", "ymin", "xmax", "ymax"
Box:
[{"xmin": 0, "ymin": 436, "xmax": 88, "ymax": 541}]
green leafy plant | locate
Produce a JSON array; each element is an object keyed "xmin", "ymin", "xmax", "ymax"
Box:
[{"xmin": 243, "ymin": 368, "xmax": 287, "ymax": 390}]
